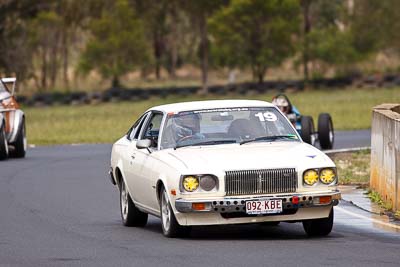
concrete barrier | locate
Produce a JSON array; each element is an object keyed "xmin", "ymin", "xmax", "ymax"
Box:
[{"xmin": 370, "ymin": 104, "xmax": 400, "ymax": 211}]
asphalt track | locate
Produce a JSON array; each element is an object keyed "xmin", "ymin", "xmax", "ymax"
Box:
[{"xmin": 2, "ymin": 129, "xmax": 400, "ymax": 267}]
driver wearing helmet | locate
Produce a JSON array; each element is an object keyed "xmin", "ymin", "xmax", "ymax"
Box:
[
  {"xmin": 172, "ymin": 113, "xmax": 204, "ymax": 143},
  {"xmin": 271, "ymin": 94, "xmax": 299, "ymax": 123}
]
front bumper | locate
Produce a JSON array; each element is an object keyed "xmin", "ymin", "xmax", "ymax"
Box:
[{"xmin": 175, "ymin": 190, "xmax": 340, "ymax": 215}]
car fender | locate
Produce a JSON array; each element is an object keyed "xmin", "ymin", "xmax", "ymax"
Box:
[
  {"xmin": 155, "ymin": 169, "xmax": 189, "ymax": 224},
  {"xmin": 8, "ymin": 109, "xmax": 24, "ymax": 143},
  {"xmin": 113, "ymin": 158, "xmax": 126, "ymax": 187}
]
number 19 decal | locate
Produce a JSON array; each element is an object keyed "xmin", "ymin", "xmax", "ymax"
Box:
[{"xmin": 255, "ymin": 112, "xmax": 277, "ymax": 122}]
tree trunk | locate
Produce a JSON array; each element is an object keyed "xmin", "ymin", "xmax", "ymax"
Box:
[
  {"xmin": 41, "ymin": 47, "xmax": 47, "ymax": 92},
  {"xmin": 169, "ymin": 2, "xmax": 178, "ymax": 78},
  {"xmin": 112, "ymin": 75, "xmax": 120, "ymax": 88},
  {"xmin": 302, "ymin": 0, "xmax": 312, "ymax": 83},
  {"xmin": 153, "ymin": 31, "xmax": 163, "ymax": 80},
  {"xmin": 49, "ymin": 31, "xmax": 60, "ymax": 89},
  {"xmin": 62, "ymin": 28, "xmax": 70, "ymax": 91},
  {"xmin": 258, "ymin": 73, "xmax": 264, "ymax": 84},
  {"xmin": 198, "ymin": 12, "xmax": 209, "ymax": 95}
]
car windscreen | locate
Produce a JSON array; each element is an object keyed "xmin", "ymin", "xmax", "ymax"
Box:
[{"xmin": 160, "ymin": 107, "xmax": 299, "ymax": 149}]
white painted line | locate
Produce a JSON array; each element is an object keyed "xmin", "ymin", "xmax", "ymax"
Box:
[
  {"xmin": 324, "ymin": 146, "xmax": 371, "ymax": 155},
  {"xmin": 336, "ymin": 206, "xmax": 400, "ymax": 230}
]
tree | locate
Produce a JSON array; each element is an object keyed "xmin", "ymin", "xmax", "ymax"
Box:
[
  {"xmin": 307, "ymin": 26, "xmax": 362, "ymax": 74},
  {"xmin": 182, "ymin": 0, "xmax": 228, "ymax": 94},
  {"xmin": 300, "ymin": 0, "xmax": 312, "ymax": 82},
  {"xmin": 351, "ymin": 0, "xmax": 400, "ymax": 56},
  {"xmin": 79, "ymin": 0, "xmax": 150, "ymax": 87},
  {"xmin": 29, "ymin": 10, "xmax": 63, "ymax": 91},
  {"xmin": 0, "ymin": 0, "xmax": 47, "ymax": 82},
  {"xmin": 210, "ymin": 0, "xmax": 300, "ymax": 83},
  {"xmin": 131, "ymin": 0, "xmax": 169, "ymax": 80},
  {"xmin": 303, "ymin": 0, "xmax": 377, "ymax": 77}
]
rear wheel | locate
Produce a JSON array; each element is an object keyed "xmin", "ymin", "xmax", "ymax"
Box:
[
  {"xmin": 300, "ymin": 116, "xmax": 315, "ymax": 146},
  {"xmin": 11, "ymin": 117, "xmax": 27, "ymax": 158},
  {"xmin": 0, "ymin": 123, "xmax": 9, "ymax": 160},
  {"xmin": 120, "ymin": 179, "xmax": 148, "ymax": 227},
  {"xmin": 160, "ymin": 186, "xmax": 191, "ymax": 238},
  {"xmin": 318, "ymin": 113, "xmax": 334, "ymax": 149},
  {"xmin": 303, "ymin": 208, "xmax": 334, "ymax": 237}
]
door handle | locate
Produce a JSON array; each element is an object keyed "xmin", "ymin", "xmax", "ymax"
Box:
[{"xmin": 131, "ymin": 155, "xmax": 135, "ymax": 159}]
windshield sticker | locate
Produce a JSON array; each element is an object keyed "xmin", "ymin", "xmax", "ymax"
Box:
[
  {"xmin": 254, "ymin": 112, "xmax": 277, "ymax": 122},
  {"xmin": 264, "ymin": 112, "xmax": 277, "ymax": 122},
  {"xmin": 192, "ymin": 107, "xmax": 249, "ymax": 114}
]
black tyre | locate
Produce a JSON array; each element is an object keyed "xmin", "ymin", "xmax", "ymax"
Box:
[
  {"xmin": 11, "ymin": 117, "xmax": 27, "ymax": 158},
  {"xmin": 260, "ymin": 221, "xmax": 280, "ymax": 226},
  {"xmin": 0, "ymin": 123, "xmax": 9, "ymax": 160},
  {"xmin": 303, "ymin": 208, "xmax": 334, "ymax": 237},
  {"xmin": 120, "ymin": 179, "xmax": 148, "ymax": 227},
  {"xmin": 318, "ymin": 113, "xmax": 334, "ymax": 149},
  {"xmin": 300, "ymin": 116, "xmax": 315, "ymax": 145},
  {"xmin": 160, "ymin": 186, "xmax": 191, "ymax": 238}
]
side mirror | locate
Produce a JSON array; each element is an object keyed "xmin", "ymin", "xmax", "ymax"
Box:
[{"xmin": 136, "ymin": 139, "xmax": 152, "ymax": 152}]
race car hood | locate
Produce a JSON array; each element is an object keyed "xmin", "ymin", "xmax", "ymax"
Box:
[{"xmin": 162, "ymin": 141, "xmax": 334, "ymax": 173}]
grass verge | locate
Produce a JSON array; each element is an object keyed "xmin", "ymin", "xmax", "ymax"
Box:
[
  {"xmin": 24, "ymin": 86, "xmax": 400, "ymax": 145},
  {"xmin": 330, "ymin": 149, "xmax": 371, "ymax": 185}
]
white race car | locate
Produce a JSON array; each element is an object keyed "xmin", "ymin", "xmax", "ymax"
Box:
[{"xmin": 109, "ymin": 100, "xmax": 340, "ymax": 238}]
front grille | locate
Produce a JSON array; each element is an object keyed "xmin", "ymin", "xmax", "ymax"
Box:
[{"xmin": 225, "ymin": 168, "xmax": 297, "ymax": 196}]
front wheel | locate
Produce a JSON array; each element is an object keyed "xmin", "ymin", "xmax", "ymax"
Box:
[
  {"xmin": 160, "ymin": 186, "xmax": 191, "ymax": 238},
  {"xmin": 302, "ymin": 208, "xmax": 334, "ymax": 237},
  {"xmin": 260, "ymin": 221, "xmax": 280, "ymax": 227},
  {"xmin": 0, "ymin": 123, "xmax": 9, "ymax": 160},
  {"xmin": 120, "ymin": 179, "xmax": 148, "ymax": 227}
]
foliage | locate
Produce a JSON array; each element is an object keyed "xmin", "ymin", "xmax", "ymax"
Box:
[
  {"xmin": 0, "ymin": 0, "xmax": 45, "ymax": 81},
  {"xmin": 307, "ymin": 27, "xmax": 363, "ymax": 67},
  {"xmin": 29, "ymin": 11, "xmax": 63, "ymax": 90},
  {"xmin": 79, "ymin": 0, "xmax": 150, "ymax": 87},
  {"xmin": 2, "ymin": 0, "xmax": 400, "ymax": 91},
  {"xmin": 209, "ymin": 0, "xmax": 300, "ymax": 83},
  {"xmin": 367, "ymin": 190, "xmax": 392, "ymax": 211}
]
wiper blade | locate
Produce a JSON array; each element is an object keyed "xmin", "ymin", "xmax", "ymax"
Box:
[
  {"xmin": 174, "ymin": 139, "xmax": 237, "ymax": 150},
  {"xmin": 240, "ymin": 135, "xmax": 298, "ymax": 145}
]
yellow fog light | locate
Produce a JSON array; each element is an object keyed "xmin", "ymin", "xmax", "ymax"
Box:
[
  {"xmin": 320, "ymin": 168, "xmax": 336, "ymax": 184},
  {"xmin": 182, "ymin": 176, "xmax": 199, "ymax": 192},
  {"xmin": 304, "ymin": 169, "xmax": 319, "ymax": 186}
]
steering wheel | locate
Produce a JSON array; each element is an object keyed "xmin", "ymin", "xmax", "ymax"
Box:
[{"xmin": 177, "ymin": 135, "xmax": 195, "ymax": 143}]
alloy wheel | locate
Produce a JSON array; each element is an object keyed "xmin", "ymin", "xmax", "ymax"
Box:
[
  {"xmin": 161, "ymin": 191, "xmax": 171, "ymax": 232},
  {"xmin": 121, "ymin": 181, "xmax": 129, "ymax": 221}
]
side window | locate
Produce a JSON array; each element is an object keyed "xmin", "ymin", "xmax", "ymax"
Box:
[
  {"xmin": 141, "ymin": 113, "xmax": 163, "ymax": 148},
  {"xmin": 127, "ymin": 113, "xmax": 148, "ymax": 140}
]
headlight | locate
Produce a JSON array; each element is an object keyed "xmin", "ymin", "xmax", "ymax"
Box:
[
  {"xmin": 303, "ymin": 169, "xmax": 319, "ymax": 186},
  {"xmin": 320, "ymin": 168, "xmax": 336, "ymax": 184},
  {"xmin": 182, "ymin": 176, "xmax": 199, "ymax": 192},
  {"xmin": 199, "ymin": 175, "xmax": 217, "ymax": 191}
]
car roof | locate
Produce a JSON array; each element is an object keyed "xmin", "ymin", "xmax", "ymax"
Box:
[{"xmin": 148, "ymin": 99, "xmax": 275, "ymax": 113}]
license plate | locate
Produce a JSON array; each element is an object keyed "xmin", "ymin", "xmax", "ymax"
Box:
[{"xmin": 245, "ymin": 199, "xmax": 283, "ymax": 215}]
